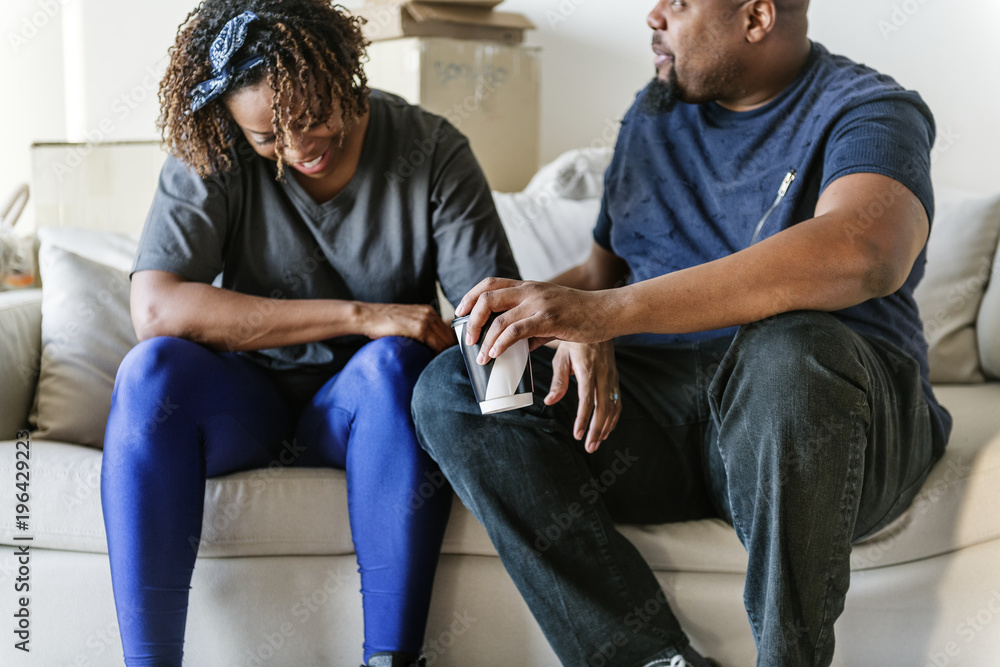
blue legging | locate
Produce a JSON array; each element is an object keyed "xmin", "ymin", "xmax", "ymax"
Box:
[{"xmin": 101, "ymin": 336, "xmax": 451, "ymax": 666}]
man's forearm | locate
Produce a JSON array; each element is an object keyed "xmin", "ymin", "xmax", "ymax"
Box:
[
  {"xmin": 607, "ymin": 211, "xmax": 907, "ymax": 340},
  {"xmin": 549, "ymin": 264, "xmax": 595, "ymax": 290}
]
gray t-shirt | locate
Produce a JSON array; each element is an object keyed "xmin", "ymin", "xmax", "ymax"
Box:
[{"xmin": 135, "ymin": 90, "xmax": 519, "ymax": 371}]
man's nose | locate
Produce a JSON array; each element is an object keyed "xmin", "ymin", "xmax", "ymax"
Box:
[{"xmin": 647, "ymin": 1, "xmax": 668, "ymax": 30}]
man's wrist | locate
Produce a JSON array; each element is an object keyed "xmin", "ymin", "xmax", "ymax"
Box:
[{"xmin": 596, "ymin": 287, "xmax": 633, "ymax": 341}]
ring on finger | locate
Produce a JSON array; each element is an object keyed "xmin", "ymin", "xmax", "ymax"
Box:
[{"xmin": 610, "ymin": 388, "xmax": 620, "ymax": 403}]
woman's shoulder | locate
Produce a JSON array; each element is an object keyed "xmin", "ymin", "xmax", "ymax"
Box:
[
  {"xmin": 160, "ymin": 139, "xmax": 267, "ymax": 198},
  {"xmin": 369, "ymin": 89, "xmax": 466, "ymax": 146}
]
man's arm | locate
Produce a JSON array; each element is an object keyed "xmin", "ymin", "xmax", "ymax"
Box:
[
  {"xmin": 549, "ymin": 241, "xmax": 631, "ymax": 292},
  {"xmin": 457, "ymin": 172, "xmax": 928, "ymax": 357},
  {"xmin": 613, "ymin": 172, "xmax": 928, "ymax": 337}
]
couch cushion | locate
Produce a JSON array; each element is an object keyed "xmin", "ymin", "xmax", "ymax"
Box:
[
  {"xmin": 3, "ymin": 383, "xmax": 998, "ymax": 574},
  {"xmin": 913, "ymin": 190, "xmax": 1000, "ymax": 383},
  {"xmin": 30, "ymin": 234, "xmax": 139, "ymax": 448},
  {"xmin": 0, "ymin": 289, "xmax": 42, "ymax": 439},
  {"xmin": 975, "ymin": 242, "xmax": 1000, "ymax": 380},
  {"xmin": 492, "ymin": 148, "xmax": 611, "ymax": 281}
]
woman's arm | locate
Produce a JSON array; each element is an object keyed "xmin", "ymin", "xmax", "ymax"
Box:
[{"xmin": 131, "ymin": 270, "xmax": 456, "ymax": 353}]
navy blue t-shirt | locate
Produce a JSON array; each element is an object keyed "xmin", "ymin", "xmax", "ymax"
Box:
[{"xmin": 595, "ymin": 42, "xmax": 950, "ymax": 445}]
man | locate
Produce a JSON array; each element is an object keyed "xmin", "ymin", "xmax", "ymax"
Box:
[{"xmin": 411, "ymin": 0, "xmax": 951, "ymax": 665}]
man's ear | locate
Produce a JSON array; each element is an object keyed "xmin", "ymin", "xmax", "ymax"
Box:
[{"xmin": 745, "ymin": 0, "xmax": 778, "ymax": 43}]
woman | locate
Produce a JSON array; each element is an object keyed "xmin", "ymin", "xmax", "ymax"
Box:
[{"xmin": 99, "ymin": 2, "xmax": 518, "ymax": 666}]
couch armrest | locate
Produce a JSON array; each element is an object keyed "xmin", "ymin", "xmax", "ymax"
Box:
[{"xmin": 0, "ymin": 289, "xmax": 42, "ymax": 438}]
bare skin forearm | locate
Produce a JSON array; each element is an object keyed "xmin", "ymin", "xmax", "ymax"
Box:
[
  {"xmin": 132, "ymin": 280, "xmax": 366, "ymax": 352},
  {"xmin": 550, "ymin": 264, "xmax": 595, "ymax": 290},
  {"xmin": 608, "ymin": 212, "xmax": 905, "ymax": 339},
  {"xmin": 550, "ymin": 243, "xmax": 630, "ymax": 292}
]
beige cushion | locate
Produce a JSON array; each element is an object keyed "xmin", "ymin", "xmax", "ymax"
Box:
[
  {"xmin": 975, "ymin": 241, "xmax": 1000, "ymax": 380},
  {"xmin": 29, "ymin": 229, "xmax": 139, "ymax": 448},
  {"xmin": 4, "ymin": 383, "xmax": 998, "ymax": 575},
  {"xmin": 0, "ymin": 289, "xmax": 42, "ymax": 438},
  {"xmin": 914, "ymin": 191, "xmax": 1000, "ymax": 383},
  {"xmin": 492, "ymin": 148, "xmax": 611, "ymax": 281}
]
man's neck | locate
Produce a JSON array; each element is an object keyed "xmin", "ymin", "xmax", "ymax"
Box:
[{"xmin": 716, "ymin": 38, "xmax": 813, "ymax": 112}]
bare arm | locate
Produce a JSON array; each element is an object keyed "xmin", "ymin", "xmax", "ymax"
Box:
[
  {"xmin": 458, "ymin": 173, "xmax": 929, "ymax": 355},
  {"xmin": 612, "ymin": 172, "xmax": 928, "ymax": 336},
  {"xmin": 131, "ymin": 270, "xmax": 455, "ymax": 352},
  {"xmin": 549, "ymin": 241, "xmax": 630, "ymax": 291}
]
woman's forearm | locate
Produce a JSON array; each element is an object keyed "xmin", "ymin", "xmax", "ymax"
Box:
[{"xmin": 131, "ymin": 271, "xmax": 368, "ymax": 352}]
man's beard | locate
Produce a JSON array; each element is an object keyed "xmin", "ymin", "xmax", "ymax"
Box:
[{"xmin": 640, "ymin": 67, "xmax": 679, "ymax": 116}]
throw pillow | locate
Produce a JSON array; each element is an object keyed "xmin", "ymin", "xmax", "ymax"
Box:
[
  {"xmin": 913, "ymin": 190, "xmax": 1000, "ymax": 383},
  {"xmin": 976, "ymin": 237, "xmax": 1000, "ymax": 380},
  {"xmin": 30, "ymin": 229, "xmax": 139, "ymax": 448},
  {"xmin": 493, "ymin": 148, "xmax": 613, "ymax": 281}
]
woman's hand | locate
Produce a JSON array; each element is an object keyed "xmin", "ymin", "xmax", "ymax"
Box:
[
  {"xmin": 455, "ymin": 277, "xmax": 623, "ymax": 362},
  {"xmin": 546, "ymin": 341, "xmax": 622, "ymax": 453},
  {"xmin": 360, "ymin": 303, "xmax": 456, "ymax": 352}
]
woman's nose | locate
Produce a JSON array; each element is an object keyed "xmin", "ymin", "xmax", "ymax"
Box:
[{"xmin": 281, "ymin": 132, "xmax": 321, "ymax": 162}]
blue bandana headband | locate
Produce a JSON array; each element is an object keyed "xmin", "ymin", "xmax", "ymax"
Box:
[{"xmin": 189, "ymin": 11, "xmax": 266, "ymax": 112}]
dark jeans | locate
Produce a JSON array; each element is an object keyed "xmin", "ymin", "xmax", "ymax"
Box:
[{"xmin": 411, "ymin": 312, "xmax": 943, "ymax": 667}]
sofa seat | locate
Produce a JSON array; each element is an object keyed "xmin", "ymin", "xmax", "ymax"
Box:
[{"xmin": 3, "ymin": 385, "xmax": 998, "ymax": 578}]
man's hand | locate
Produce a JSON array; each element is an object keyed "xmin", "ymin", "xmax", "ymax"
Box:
[
  {"xmin": 454, "ymin": 277, "xmax": 622, "ymax": 363},
  {"xmin": 360, "ymin": 303, "xmax": 455, "ymax": 352},
  {"xmin": 546, "ymin": 341, "xmax": 622, "ymax": 453}
]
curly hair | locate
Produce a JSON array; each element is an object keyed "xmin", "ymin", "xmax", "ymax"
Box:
[{"xmin": 157, "ymin": 0, "xmax": 370, "ymax": 179}]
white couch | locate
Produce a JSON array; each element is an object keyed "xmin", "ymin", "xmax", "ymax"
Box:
[{"xmin": 2, "ymin": 144, "xmax": 1000, "ymax": 667}]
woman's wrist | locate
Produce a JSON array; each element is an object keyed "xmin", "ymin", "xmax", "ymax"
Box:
[{"xmin": 347, "ymin": 300, "xmax": 375, "ymax": 338}]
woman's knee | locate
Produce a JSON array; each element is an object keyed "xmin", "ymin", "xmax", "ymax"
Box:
[
  {"xmin": 346, "ymin": 336, "xmax": 435, "ymax": 389},
  {"xmin": 115, "ymin": 336, "xmax": 211, "ymax": 394}
]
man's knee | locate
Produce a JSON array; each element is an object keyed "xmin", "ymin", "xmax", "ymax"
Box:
[
  {"xmin": 412, "ymin": 347, "xmax": 476, "ymax": 460},
  {"xmin": 715, "ymin": 311, "xmax": 862, "ymax": 391}
]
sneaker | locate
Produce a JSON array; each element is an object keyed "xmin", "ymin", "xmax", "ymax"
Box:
[
  {"xmin": 363, "ymin": 653, "xmax": 425, "ymax": 667},
  {"xmin": 645, "ymin": 647, "xmax": 724, "ymax": 667}
]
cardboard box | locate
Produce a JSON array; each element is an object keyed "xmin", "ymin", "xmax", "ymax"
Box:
[
  {"xmin": 354, "ymin": 2, "xmax": 534, "ymax": 44},
  {"xmin": 364, "ymin": 37, "xmax": 540, "ymax": 193}
]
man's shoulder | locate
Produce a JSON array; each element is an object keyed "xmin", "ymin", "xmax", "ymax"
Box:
[{"xmin": 806, "ymin": 42, "xmax": 925, "ymax": 111}]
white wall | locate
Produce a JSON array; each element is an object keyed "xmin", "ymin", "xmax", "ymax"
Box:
[
  {"xmin": 497, "ymin": 0, "xmax": 1000, "ymax": 194},
  {"xmin": 1, "ymin": 0, "xmax": 997, "ymax": 204},
  {"xmin": 1, "ymin": 0, "xmax": 68, "ymax": 229}
]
